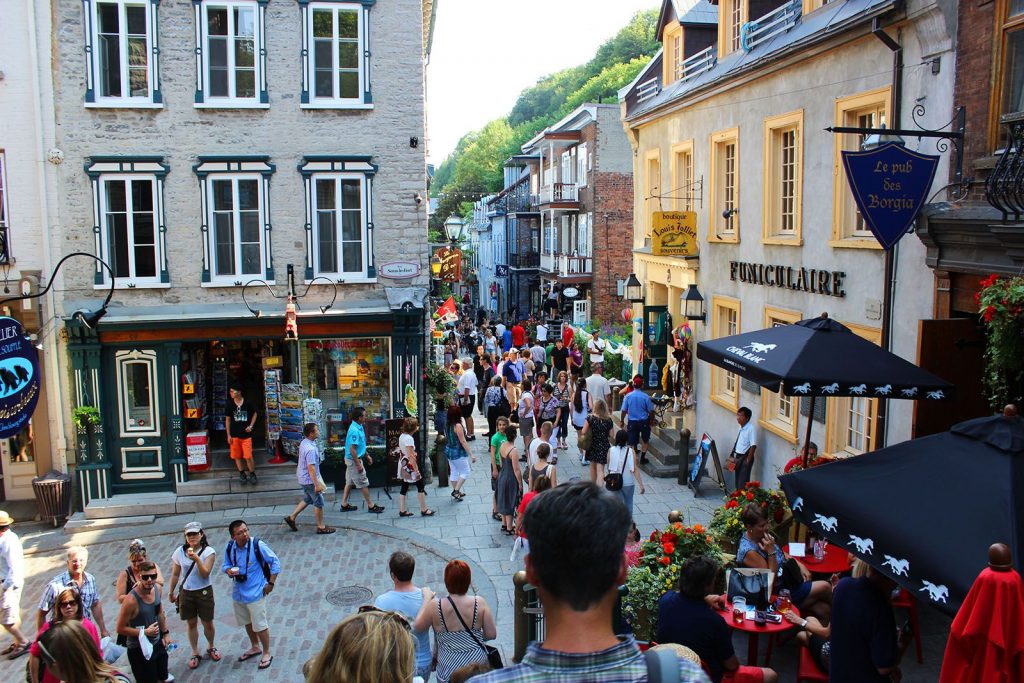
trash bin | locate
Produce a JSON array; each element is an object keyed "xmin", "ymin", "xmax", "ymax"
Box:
[{"xmin": 32, "ymin": 470, "xmax": 72, "ymax": 528}]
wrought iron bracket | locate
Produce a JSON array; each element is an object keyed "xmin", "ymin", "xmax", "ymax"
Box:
[
  {"xmin": 825, "ymin": 105, "xmax": 966, "ymax": 183},
  {"xmin": 241, "ymin": 263, "xmax": 338, "ymax": 317}
]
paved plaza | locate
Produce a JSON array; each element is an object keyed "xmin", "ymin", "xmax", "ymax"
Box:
[{"xmin": 0, "ymin": 412, "xmax": 949, "ymax": 682}]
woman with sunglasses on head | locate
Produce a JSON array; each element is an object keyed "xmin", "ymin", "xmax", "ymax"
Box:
[
  {"xmin": 116, "ymin": 560, "xmax": 171, "ymax": 683},
  {"xmin": 28, "ymin": 586, "xmax": 100, "ymax": 683},
  {"xmin": 35, "ymin": 620, "xmax": 130, "ymax": 683},
  {"xmin": 114, "ymin": 540, "xmax": 164, "ymax": 609},
  {"xmin": 168, "ymin": 521, "xmax": 219, "ymax": 670},
  {"xmin": 305, "ymin": 608, "xmax": 422, "ymax": 683}
]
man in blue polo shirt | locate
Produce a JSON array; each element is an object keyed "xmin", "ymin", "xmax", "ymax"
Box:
[
  {"xmin": 621, "ymin": 378, "xmax": 654, "ymax": 465},
  {"xmin": 339, "ymin": 407, "xmax": 384, "ymax": 514}
]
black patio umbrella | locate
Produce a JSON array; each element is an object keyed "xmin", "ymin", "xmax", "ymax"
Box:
[
  {"xmin": 696, "ymin": 313, "xmax": 953, "ymax": 463},
  {"xmin": 779, "ymin": 411, "xmax": 1024, "ymax": 614}
]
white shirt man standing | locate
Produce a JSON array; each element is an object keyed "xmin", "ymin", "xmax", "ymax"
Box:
[
  {"xmin": 535, "ymin": 322, "xmax": 548, "ymax": 343},
  {"xmin": 456, "ymin": 359, "xmax": 479, "ymax": 440},
  {"xmin": 0, "ymin": 511, "xmax": 28, "ymax": 658},
  {"xmin": 586, "ymin": 365, "xmax": 611, "ymax": 411},
  {"xmin": 587, "ymin": 330, "xmax": 606, "ymax": 366},
  {"xmin": 732, "ymin": 407, "xmax": 758, "ymax": 491}
]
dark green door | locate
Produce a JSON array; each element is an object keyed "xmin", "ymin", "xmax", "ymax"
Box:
[
  {"xmin": 104, "ymin": 347, "xmax": 172, "ymax": 492},
  {"xmin": 642, "ymin": 306, "xmax": 670, "ymax": 391}
]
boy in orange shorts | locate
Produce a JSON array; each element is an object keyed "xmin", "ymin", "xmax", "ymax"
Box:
[{"xmin": 226, "ymin": 384, "xmax": 259, "ymax": 483}]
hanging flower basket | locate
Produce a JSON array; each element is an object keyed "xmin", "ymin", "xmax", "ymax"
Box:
[{"xmin": 977, "ymin": 274, "xmax": 1024, "ymax": 409}]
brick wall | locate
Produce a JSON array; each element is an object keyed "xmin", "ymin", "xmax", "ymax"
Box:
[
  {"xmin": 954, "ymin": 0, "xmax": 997, "ymax": 179},
  {"xmin": 591, "ymin": 171, "xmax": 634, "ymax": 324}
]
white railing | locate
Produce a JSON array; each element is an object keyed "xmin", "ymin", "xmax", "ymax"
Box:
[
  {"xmin": 540, "ymin": 252, "xmax": 557, "ymax": 273},
  {"xmin": 557, "ymin": 254, "xmax": 592, "ymax": 276},
  {"xmin": 680, "ymin": 46, "xmax": 717, "ymax": 82},
  {"xmin": 741, "ymin": 0, "xmax": 801, "ymax": 52},
  {"xmin": 636, "ymin": 77, "xmax": 660, "ymax": 103},
  {"xmin": 540, "ymin": 183, "xmax": 578, "ymax": 203}
]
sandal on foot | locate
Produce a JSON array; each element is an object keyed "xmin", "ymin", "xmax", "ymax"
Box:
[
  {"xmin": 491, "ymin": 512, "xmax": 502, "ymax": 521},
  {"xmin": 316, "ymin": 526, "xmax": 337, "ymax": 534},
  {"xmin": 283, "ymin": 516, "xmax": 297, "ymax": 531},
  {"xmin": 7, "ymin": 643, "xmax": 30, "ymax": 660},
  {"xmin": 0, "ymin": 643, "xmax": 17, "ymax": 656},
  {"xmin": 421, "ymin": 509, "xmax": 435, "ymax": 516},
  {"xmin": 258, "ymin": 655, "xmax": 274, "ymax": 670},
  {"xmin": 340, "ymin": 504, "xmax": 358, "ymax": 512},
  {"xmin": 207, "ymin": 647, "xmax": 222, "ymax": 662},
  {"xmin": 238, "ymin": 648, "xmax": 262, "ymax": 662},
  {"xmin": 399, "ymin": 511, "xmax": 414, "ymax": 517},
  {"xmin": 368, "ymin": 504, "xmax": 385, "ymax": 513},
  {"xmin": 188, "ymin": 655, "xmax": 202, "ymax": 670}
]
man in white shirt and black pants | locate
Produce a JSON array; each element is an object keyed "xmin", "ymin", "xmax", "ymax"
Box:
[
  {"xmin": 0, "ymin": 511, "xmax": 28, "ymax": 659},
  {"xmin": 731, "ymin": 407, "xmax": 758, "ymax": 491},
  {"xmin": 456, "ymin": 359, "xmax": 479, "ymax": 441}
]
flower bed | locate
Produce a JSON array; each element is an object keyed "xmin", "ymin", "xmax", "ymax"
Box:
[
  {"xmin": 708, "ymin": 482, "xmax": 789, "ymax": 549},
  {"xmin": 621, "ymin": 521, "xmax": 722, "ymax": 642}
]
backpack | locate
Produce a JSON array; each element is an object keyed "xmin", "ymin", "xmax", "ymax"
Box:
[{"xmin": 228, "ymin": 538, "xmax": 272, "ymax": 582}]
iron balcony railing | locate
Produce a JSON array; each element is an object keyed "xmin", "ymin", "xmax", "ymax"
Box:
[
  {"xmin": 557, "ymin": 254, "xmax": 592, "ymax": 276},
  {"xmin": 679, "ymin": 46, "xmax": 717, "ymax": 82},
  {"xmin": 741, "ymin": 0, "xmax": 801, "ymax": 52},
  {"xmin": 509, "ymin": 252, "xmax": 540, "ymax": 269},
  {"xmin": 0, "ymin": 224, "xmax": 9, "ymax": 265},
  {"xmin": 507, "ymin": 192, "xmax": 539, "ymax": 213},
  {"xmin": 986, "ymin": 112, "xmax": 1024, "ymax": 221}
]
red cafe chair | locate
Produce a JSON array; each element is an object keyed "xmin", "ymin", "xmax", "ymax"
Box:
[
  {"xmin": 891, "ymin": 588, "xmax": 923, "ymax": 664},
  {"xmin": 796, "ymin": 643, "xmax": 828, "ymax": 683}
]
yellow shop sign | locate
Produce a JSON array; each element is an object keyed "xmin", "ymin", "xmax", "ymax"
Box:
[{"xmin": 652, "ymin": 211, "xmax": 698, "ymax": 256}]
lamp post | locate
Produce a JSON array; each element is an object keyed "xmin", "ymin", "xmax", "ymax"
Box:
[
  {"xmin": 624, "ymin": 273, "xmax": 645, "ymax": 304},
  {"xmin": 681, "ymin": 284, "xmax": 705, "ymax": 322}
]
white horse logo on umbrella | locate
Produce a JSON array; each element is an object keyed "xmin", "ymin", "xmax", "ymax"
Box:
[
  {"xmin": 920, "ymin": 581, "xmax": 948, "ymax": 603},
  {"xmin": 849, "ymin": 535, "xmax": 874, "ymax": 555},
  {"xmin": 883, "ymin": 555, "xmax": 910, "ymax": 576},
  {"xmin": 813, "ymin": 514, "xmax": 838, "ymax": 532},
  {"xmin": 745, "ymin": 342, "xmax": 777, "ymax": 354},
  {"xmin": 792, "ymin": 383, "xmax": 811, "ymax": 394}
]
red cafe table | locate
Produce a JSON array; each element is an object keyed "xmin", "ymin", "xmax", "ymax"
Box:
[
  {"xmin": 783, "ymin": 543, "xmax": 853, "ymax": 575},
  {"xmin": 719, "ymin": 599, "xmax": 800, "ymax": 665}
]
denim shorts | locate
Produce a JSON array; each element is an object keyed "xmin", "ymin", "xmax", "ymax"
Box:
[{"xmin": 302, "ymin": 483, "xmax": 325, "ymax": 508}]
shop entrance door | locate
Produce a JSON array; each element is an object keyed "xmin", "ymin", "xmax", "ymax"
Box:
[{"xmin": 104, "ymin": 348, "xmax": 171, "ymax": 492}]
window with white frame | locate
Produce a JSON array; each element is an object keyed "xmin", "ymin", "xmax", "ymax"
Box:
[
  {"xmin": 86, "ymin": 157, "xmax": 170, "ymax": 287},
  {"xmin": 0, "ymin": 152, "xmax": 8, "ymax": 264},
  {"xmin": 194, "ymin": 157, "xmax": 275, "ymax": 285},
  {"xmin": 576, "ymin": 144, "xmax": 588, "ymax": 187},
  {"xmin": 300, "ymin": 1, "xmax": 372, "ymax": 108},
  {"xmin": 709, "ymin": 128, "xmax": 739, "ymax": 241},
  {"xmin": 760, "ymin": 307, "xmax": 801, "ymax": 441},
  {"xmin": 194, "ymin": 0, "xmax": 268, "ymax": 106},
  {"xmin": 298, "ymin": 156, "xmax": 377, "ymax": 281},
  {"xmin": 577, "ymin": 213, "xmax": 592, "ymax": 257},
  {"xmin": 84, "ymin": 0, "xmax": 161, "ymax": 106}
]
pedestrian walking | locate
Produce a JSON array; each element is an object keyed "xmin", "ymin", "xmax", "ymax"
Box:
[
  {"xmin": 445, "ymin": 405, "xmax": 475, "ymax": 501},
  {"xmin": 456, "ymin": 359, "xmax": 479, "ymax": 440},
  {"xmin": 226, "ymin": 383, "xmax": 259, "ymax": 484},
  {"xmin": 37, "ymin": 547, "xmax": 110, "ymax": 639},
  {"xmin": 340, "ymin": 407, "xmax": 385, "ymax": 514},
  {"xmin": 222, "ymin": 520, "xmax": 280, "ymax": 671},
  {"xmin": 115, "ymin": 560, "xmax": 171, "ymax": 683},
  {"xmin": 372, "ymin": 551, "xmax": 433, "ymax": 681},
  {"xmin": 397, "ymin": 418, "xmax": 434, "ymax": 517},
  {"xmin": 570, "ymin": 378, "xmax": 590, "ymax": 464},
  {"xmin": 483, "ymin": 376, "xmax": 506, "ymax": 438},
  {"xmin": 530, "ymin": 339, "xmax": 547, "ymax": 376},
  {"xmin": 489, "ymin": 416, "xmax": 509, "ymax": 522},
  {"xmin": 621, "ymin": 381, "xmax": 655, "ymax": 466},
  {"xmin": 581, "ymin": 399, "xmax": 615, "ymax": 484},
  {"xmin": 0, "ymin": 511, "xmax": 28, "ymax": 659},
  {"xmin": 552, "ymin": 372, "xmax": 571, "ymax": 450},
  {"xmin": 167, "ymin": 521, "xmax": 219, "ymax": 670},
  {"xmin": 516, "ymin": 379, "xmax": 535, "ymax": 453},
  {"xmin": 586, "ymin": 329, "xmax": 607, "ymax": 367},
  {"xmin": 496, "ymin": 425, "xmax": 525, "ymax": 535},
  {"xmin": 606, "ymin": 430, "xmax": 645, "ymax": 516},
  {"xmin": 528, "ymin": 442, "xmax": 557, "ymax": 490},
  {"xmin": 284, "ymin": 423, "xmax": 336, "ymax": 533}
]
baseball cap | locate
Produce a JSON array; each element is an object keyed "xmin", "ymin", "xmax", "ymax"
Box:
[{"xmin": 184, "ymin": 521, "xmax": 203, "ymax": 534}]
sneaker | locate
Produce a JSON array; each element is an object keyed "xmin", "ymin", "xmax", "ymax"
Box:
[
  {"xmin": 238, "ymin": 471, "xmax": 247, "ymax": 483},
  {"xmin": 248, "ymin": 471, "xmax": 258, "ymax": 484}
]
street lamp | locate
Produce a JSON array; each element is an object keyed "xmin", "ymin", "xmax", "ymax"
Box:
[
  {"xmin": 430, "ymin": 253, "xmax": 443, "ymax": 277},
  {"xmin": 681, "ymin": 284, "xmax": 706, "ymax": 322},
  {"xmin": 0, "ymin": 252, "xmax": 114, "ymax": 329},
  {"xmin": 624, "ymin": 273, "xmax": 645, "ymax": 304},
  {"xmin": 444, "ymin": 215, "xmax": 467, "ymax": 243}
]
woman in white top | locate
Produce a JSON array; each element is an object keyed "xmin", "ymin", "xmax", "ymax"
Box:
[
  {"xmin": 398, "ymin": 417, "xmax": 434, "ymax": 518},
  {"xmin": 167, "ymin": 521, "xmax": 219, "ymax": 670},
  {"xmin": 570, "ymin": 378, "xmax": 590, "ymax": 459},
  {"xmin": 606, "ymin": 430, "xmax": 645, "ymax": 517},
  {"xmin": 517, "ymin": 379, "xmax": 535, "ymax": 453}
]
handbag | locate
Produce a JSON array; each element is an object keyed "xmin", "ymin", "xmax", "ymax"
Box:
[
  {"xmin": 577, "ymin": 430, "xmax": 592, "ymax": 451},
  {"xmin": 727, "ymin": 569, "xmax": 770, "ymax": 606},
  {"xmin": 604, "ymin": 447, "xmax": 631, "ymax": 492},
  {"xmin": 447, "ymin": 597, "xmax": 503, "ymax": 669},
  {"xmin": 497, "ymin": 390, "xmax": 512, "ymax": 416},
  {"xmin": 779, "ymin": 558, "xmax": 804, "ymax": 592}
]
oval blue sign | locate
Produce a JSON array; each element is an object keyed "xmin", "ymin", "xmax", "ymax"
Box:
[{"xmin": 0, "ymin": 317, "xmax": 40, "ymax": 439}]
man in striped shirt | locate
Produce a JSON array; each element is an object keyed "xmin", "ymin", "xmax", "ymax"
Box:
[{"xmin": 472, "ymin": 482, "xmax": 709, "ymax": 683}]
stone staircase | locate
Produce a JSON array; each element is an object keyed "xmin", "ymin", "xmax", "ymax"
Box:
[
  {"xmin": 640, "ymin": 410, "xmax": 698, "ymax": 480},
  {"xmin": 72, "ymin": 466, "xmax": 336, "ymax": 529}
]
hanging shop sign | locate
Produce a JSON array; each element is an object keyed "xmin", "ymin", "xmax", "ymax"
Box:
[
  {"xmin": 651, "ymin": 211, "xmax": 698, "ymax": 256},
  {"xmin": 562, "ymin": 287, "xmax": 580, "ymax": 298},
  {"xmin": 841, "ymin": 142, "xmax": 940, "ymax": 250},
  {"xmin": 434, "ymin": 247, "xmax": 462, "ymax": 282},
  {"xmin": 495, "ymin": 264, "xmax": 509, "ymax": 277},
  {"xmin": 0, "ymin": 317, "xmax": 40, "ymax": 439},
  {"xmin": 379, "ymin": 261, "xmax": 421, "ymax": 280},
  {"xmin": 729, "ymin": 261, "xmax": 847, "ymax": 298}
]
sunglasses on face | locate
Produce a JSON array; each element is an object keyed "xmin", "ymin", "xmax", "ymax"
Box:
[
  {"xmin": 141, "ymin": 573, "xmax": 158, "ymax": 581},
  {"xmin": 59, "ymin": 600, "xmax": 79, "ymax": 608}
]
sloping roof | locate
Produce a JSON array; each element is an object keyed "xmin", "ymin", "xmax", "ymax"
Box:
[
  {"xmin": 658, "ymin": 0, "xmax": 716, "ymax": 39},
  {"xmin": 627, "ymin": 0, "xmax": 897, "ymax": 122}
]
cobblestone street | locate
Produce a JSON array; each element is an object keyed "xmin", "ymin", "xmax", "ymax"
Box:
[{"xmin": 0, "ymin": 415, "xmax": 948, "ymax": 681}]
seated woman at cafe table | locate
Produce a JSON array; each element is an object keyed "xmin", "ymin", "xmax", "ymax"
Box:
[{"xmin": 737, "ymin": 503, "xmax": 832, "ymax": 624}]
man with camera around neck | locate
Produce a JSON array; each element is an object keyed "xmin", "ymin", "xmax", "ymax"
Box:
[{"xmin": 222, "ymin": 520, "xmax": 281, "ymax": 671}]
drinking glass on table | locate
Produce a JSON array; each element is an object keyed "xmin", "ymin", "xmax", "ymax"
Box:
[
  {"xmin": 776, "ymin": 589, "xmax": 792, "ymax": 614},
  {"xmin": 732, "ymin": 596, "xmax": 747, "ymax": 624}
]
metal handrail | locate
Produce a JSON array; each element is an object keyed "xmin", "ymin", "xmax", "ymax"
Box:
[
  {"xmin": 986, "ymin": 112, "xmax": 1024, "ymax": 220},
  {"xmin": 680, "ymin": 46, "xmax": 717, "ymax": 82},
  {"xmin": 636, "ymin": 77, "xmax": 660, "ymax": 103},
  {"xmin": 741, "ymin": 0, "xmax": 801, "ymax": 52}
]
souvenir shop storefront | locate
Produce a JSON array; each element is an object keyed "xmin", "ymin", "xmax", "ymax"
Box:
[{"xmin": 66, "ymin": 296, "xmax": 425, "ymax": 503}]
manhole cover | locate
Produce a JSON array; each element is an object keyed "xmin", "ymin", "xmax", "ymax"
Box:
[{"xmin": 325, "ymin": 585, "xmax": 373, "ymax": 607}]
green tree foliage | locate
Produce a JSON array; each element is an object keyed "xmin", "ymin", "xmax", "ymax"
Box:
[{"xmin": 431, "ymin": 7, "xmax": 659, "ymax": 231}]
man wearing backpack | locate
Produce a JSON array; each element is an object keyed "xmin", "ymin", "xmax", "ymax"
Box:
[
  {"xmin": 472, "ymin": 482, "xmax": 709, "ymax": 683},
  {"xmin": 222, "ymin": 520, "xmax": 281, "ymax": 672}
]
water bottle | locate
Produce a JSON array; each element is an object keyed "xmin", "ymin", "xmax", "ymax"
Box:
[
  {"xmin": 648, "ymin": 359, "xmax": 659, "ymax": 387},
  {"xmin": 814, "ymin": 540, "xmax": 825, "ymax": 562},
  {"xmin": 166, "ymin": 642, "xmax": 179, "ymax": 653}
]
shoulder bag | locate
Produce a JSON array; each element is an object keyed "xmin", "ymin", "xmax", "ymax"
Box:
[
  {"xmin": 727, "ymin": 568, "xmax": 770, "ymax": 606},
  {"xmin": 604, "ymin": 447, "xmax": 631, "ymax": 492},
  {"xmin": 446, "ymin": 597, "xmax": 503, "ymax": 670}
]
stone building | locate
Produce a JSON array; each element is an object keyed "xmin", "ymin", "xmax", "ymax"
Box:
[
  {"xmin": 47, "ymin": 0, "xmax": 434, "ymax": 509},
  {"xmin": 619, "ymin": 0, "xmax": 956, "ymax": 481}
]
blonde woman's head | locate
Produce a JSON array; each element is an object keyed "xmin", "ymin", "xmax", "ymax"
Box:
[
  {"xmin": 305, "ymin": 609, "xmax": 415, "ymax": 683},
  {"xmin": 593, "ymin": 399, "xmax": 609, "ymax": 419}
]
